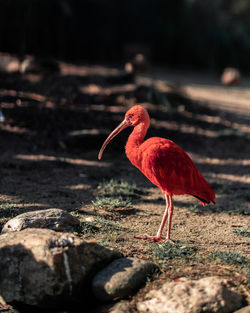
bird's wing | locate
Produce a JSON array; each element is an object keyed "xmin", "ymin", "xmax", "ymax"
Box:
[{"xmin": 139, "ymin": 138, "xmax": 215, "ymax": 203}]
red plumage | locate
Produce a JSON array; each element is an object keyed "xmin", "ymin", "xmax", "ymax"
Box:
[
  {"xmin": 98, "ymin": 105, "xmax": 216, "ymax": 242},
  {"xmin": 131, "ymin": 137, "xmax": 215, "ymax": 206}
]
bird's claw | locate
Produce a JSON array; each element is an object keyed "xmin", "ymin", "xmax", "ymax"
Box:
[
  {"xmin": 135, "ymin": 234, "xmax": 175, "ymax": 244},
  {"xmin": 135, "ymin": 234, "xmax": 166, "ymax": 243}
]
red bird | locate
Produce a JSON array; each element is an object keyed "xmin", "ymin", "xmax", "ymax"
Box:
[{"xmin": 98, "ymin": 105, "xmax": 216, "ymax": 242}]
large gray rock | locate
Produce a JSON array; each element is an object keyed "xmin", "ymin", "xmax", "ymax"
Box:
[
  {"xmin": 137, "ymin": 276, "xmax": 242, "ymax": 313},
  {"xmin": 0, "ymin": 228, "xmax": 121, "ymax": 308},
  {"xmin": 92, "ymin": 257, "xmax": 158, "ymax": 302},
  {"xmin": 1, "ymin": 208, "xmax": 80, "ymax": 233}
]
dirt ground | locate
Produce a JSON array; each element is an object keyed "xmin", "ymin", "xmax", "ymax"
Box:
[{"xmin": 0, "ymin": 60, "xmax": 249, "ymax": 311}]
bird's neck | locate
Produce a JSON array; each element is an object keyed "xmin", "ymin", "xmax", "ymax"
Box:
[{"xmin": 125, "ymin": 122, "xmax": 148, "ymax": 167}]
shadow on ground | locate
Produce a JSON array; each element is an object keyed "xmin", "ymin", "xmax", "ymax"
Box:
[{"xmin": 0, "ymin": 60, "xmax": 250, "ymax": 222}]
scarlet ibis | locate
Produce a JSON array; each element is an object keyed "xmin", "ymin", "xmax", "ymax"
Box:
[{"xmin": 98, "ymin": 105, "xmax": 216, "ymax": 242}]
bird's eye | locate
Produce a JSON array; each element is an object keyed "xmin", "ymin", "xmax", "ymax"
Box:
[{"xmin": 128, "ymin": 114, "xmax": 133, "ymax": 119}]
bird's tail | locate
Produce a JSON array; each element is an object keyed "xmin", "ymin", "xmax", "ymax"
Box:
[
  {"xmin": 191, "ymin": 172, "xmax": 216, "ymax": 206},
  {"xmin": 192, "ymin": 194, "xmax": 216, "ymax": 206}
]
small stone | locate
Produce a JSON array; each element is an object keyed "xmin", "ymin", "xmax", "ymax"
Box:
[
  {"xmin": 124, "ymin": 53, "xmax": 149, "ymax": 75},
  {"xmin": 233, "ymin": 306, "xmax": 250, "ymax": 313},
  {"xmin": 0, "ymin": 53, "xmax": 20, "ymax": 73},
  {"xmin": 221, "ymin": 67, "xmax": 241, "ymax": 86},
  {"xmin": 92, "ymin": 257, "xmax": 158, "ymax": 302},
  {"xmin": 1, "ymin": 208, "xmax": 80, "ymax": 233},
  {"xmin": 137, "ymin": 276, "xmax": 242, "ymax": 313}
]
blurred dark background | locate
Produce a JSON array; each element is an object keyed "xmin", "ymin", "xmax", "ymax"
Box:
[{"xmin": 1, "ymin": 0, "xmax": 250, "ymax": 72}]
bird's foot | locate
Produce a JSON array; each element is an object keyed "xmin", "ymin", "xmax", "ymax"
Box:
[
  {"xmin": 135, "ymin": 234, "xmax": 175, "ymax": 244},
  {"xmin": 135, "ymin": 234, "xmax": 165, "ymax": 243}
]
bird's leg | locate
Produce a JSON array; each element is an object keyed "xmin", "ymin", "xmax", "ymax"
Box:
[
  {"xmin": 155, "ymin": 194, "xmax": 170, "ymax": 239},
  {"xmin": 135, "ymin": 194, "xmax": 170, "ymax": 243},
  {"xmin": 165, "ymin": 196, "xmax": 174, "ymax": 243}
]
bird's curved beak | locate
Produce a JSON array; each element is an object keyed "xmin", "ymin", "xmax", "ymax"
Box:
[{"xmin": 98, "ymin": 119, "xmax": 129, "ymax": 160}]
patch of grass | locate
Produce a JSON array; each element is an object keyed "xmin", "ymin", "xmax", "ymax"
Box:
[
  {"xmin": 210, "ymin": 250, "xmax": 248, "ymax": 266},
  {"xmin": 75, "ymin": 221, "xmax": 100, "ymax": 235},
  {"xmin": 96, "ymin": 237, "xmax": 111, "ymax": 248},
  {"xmin": 232, "ymin": 228, "xmax": 250, "ymax": 238},
  {"xmin": 0, "ymin": 202, "xmax": 19, "ymax": 218},
  {"xmin": 72, "ymin": 212, "xmax": 126, "ymax": 234},
  {"xmin": 92, "ymin": 216, "xmax": 127, "ymax": 233},
  {"xmin": 233, "ymin": 206, "xmax": 250, "ymax": 215},
  {"xmin": 185, "ymin": 204, "xmax": 204, "ymax": 214},
  {"xmin": 210, "ymin": 204, "xmax": 250, "ymax": 215},
  {"xmin": 97, "ymin": 179, "xmax": 145, "ymax": 197},
  {"xmin": 92, "ymin": 196, "xmax": 132, "ymax": 211},
  {"xmin": 94, "ymin": 179, "xmax": 145, "ymax": 212},
  {"xmin": 245, "ymin": 268, "xmax": 250, "ymax": 286},
  {"xmin": 151, "ymin": 241, "xmax": 196, "ymax": 261}
]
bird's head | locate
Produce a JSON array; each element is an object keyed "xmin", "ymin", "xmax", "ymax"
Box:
[
  {"xmin": 98, "ymin": 105, "xmax": 149, "ymax": 160},
  {"xmin": 125, "ymin": 105, "xmax": 149, "ymax": 127}
]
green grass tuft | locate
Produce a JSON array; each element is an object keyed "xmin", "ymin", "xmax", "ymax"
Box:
[
  {"xmin": 245, "ymin": 267, "xmax": 250, "ymax": 286},
  {"xmin": 232, "ymin": 228, "xmax": 250, "ymax": 238},
  {"xmin": 0, "ymin": 202, "xmax": 20, "ymax": 218},
  {"xmin": 234, "ymin": 206, "xmax": 250, "ymax": 215},
  {"xmin": 75, "ymin": 221, "xmax": 99, "ymax": 235},
  {"xmin": 210, "ymin": 250, "xmax": 248, "ymax": 266},
  {"xmin": 185, "ymin": 204, "xmax": 204, "ymax": 214},
  {"xmin": 151, "ymin": 241, "xmax": 196, "ymax": 260},
  {"xmin": 209, "ymin": 204, "xmax": 250, "ymax": 215},
  {"xmin": 92, "ymin": 196, "xmax": 132, "ymax": 211},
  {"xmin": 94, "ymin": 179, "xmax": 146, "ymax": 212}
]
